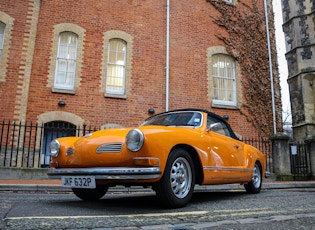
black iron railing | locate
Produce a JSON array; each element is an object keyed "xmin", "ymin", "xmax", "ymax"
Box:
[
  {"xmin": 0, "ymin": 120, "xmax": 98, "ymax": 168},
  {"xmin": 290, "ymin": 142, "xmax": 312, "ymax": 180}
]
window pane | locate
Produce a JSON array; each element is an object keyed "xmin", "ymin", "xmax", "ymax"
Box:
[
  {"xmin": 212, "ymin": 54, "xmax": 236, "ymax": 105},
  {"xmin": 68, "ymin": 46, "xmax": 76, "ymax": 59},
  {"xmin": 0, "ymin": 22, "xmax": 5, "ymax": 60},
  {"xmin": 55, "ymin": 71, "xmax": 66, "ymax": 85},
  {"xmin": 59, "ymin": 44, "xmax": 68, "ymax": 59},
  {"xmin": 66, "ymin": 72, "xmax": 74, "ymax": 85},
  {"xmin": 68, "ymin": 60, "xmax": 76, "ymax": 73},
  {"xmin": 108, "ymin": 49, "xmax": 116, "ymax": 63},
  {"xmin": 106, "ymin": 39, "xmax": 126, "ymax": 94},
  {"xmin": 57, "ymin": 59, "xmax": 67, "ymax": 72},
  {"xmin": 54, "ymin": 32, "xmax": 78, "ymax": 89}
]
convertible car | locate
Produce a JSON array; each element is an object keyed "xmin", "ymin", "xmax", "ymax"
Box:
[{"xmin": 48, "ymin": 108, "xmax": 269, "ymax": 208}]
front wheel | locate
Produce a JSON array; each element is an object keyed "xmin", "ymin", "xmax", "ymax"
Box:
[
  {"xmin": 72, "ymin": 185, "xmax": 109, "ymax": 201},
  {"xmin": 244, "ymin": 162, "xmax": 262, "ymax": 194},
  {"xmin": 155, "ymin": 148, "xmax": 195, "ymax": 208}
]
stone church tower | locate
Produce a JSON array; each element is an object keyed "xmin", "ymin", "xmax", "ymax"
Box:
[{"xmin": 282, "ymin": 0, "xmax": 315, "ymax": 142}]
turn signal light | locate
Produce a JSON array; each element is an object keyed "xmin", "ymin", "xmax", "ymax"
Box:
[
  {"xmin": 49, "ymin": 161, "xmax": 59, "ymax": 168},
  {"xmin": 133, "ymin": 157, "xmax": 160, "ymax": 166}
]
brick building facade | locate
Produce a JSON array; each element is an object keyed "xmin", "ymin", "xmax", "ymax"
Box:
[{"xmin": 0, "ymin": 0, "xmax": 282, "ymax": 140}]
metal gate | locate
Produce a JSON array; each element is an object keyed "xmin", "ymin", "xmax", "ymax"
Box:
[{"xmin": 290, "ymin": 142, "xmax": 312, "ymax": 180}]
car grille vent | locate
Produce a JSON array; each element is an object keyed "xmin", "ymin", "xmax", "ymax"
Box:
[{"xmin": 96, "ymin": 143, "xmax": 123, "ymax": 153}]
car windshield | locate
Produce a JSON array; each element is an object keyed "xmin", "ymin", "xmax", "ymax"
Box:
[{"xmin": 142, "ymin": 111, "xmax": 202, "ymax": 127}]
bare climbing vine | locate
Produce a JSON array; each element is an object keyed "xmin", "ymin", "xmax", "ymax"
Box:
[{"xmin": 207, "ymin": 0, "xmax": 283, "ymax": 137}]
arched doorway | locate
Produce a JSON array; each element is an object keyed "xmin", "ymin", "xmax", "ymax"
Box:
[{"xmin": 41, "ymin": 121, "xmax": 76, "ymax": 167}]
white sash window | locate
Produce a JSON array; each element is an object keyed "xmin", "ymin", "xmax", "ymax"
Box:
[
  {"xmin": 106, "ymin": 39, "xmax": 126, "ymax": 95},
  {"xmin": 0, "ymin": 22, "xmax": 5, "ymax": 61},
  {"xmin": 54, "ymin": 32, "xmax": 78, "ymax": 90},
  {"xmin": 212, "ymin": 54, "xmax": 236, "ymax": 106}
]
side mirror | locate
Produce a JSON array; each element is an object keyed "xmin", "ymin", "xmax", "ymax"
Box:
[{"xmin": 207, "ymin": 122, "xmax": 223, "ymax": 132}]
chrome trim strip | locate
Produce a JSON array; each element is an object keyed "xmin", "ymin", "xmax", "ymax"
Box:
[
  {"xmin": 48, "ymin": 167, "xmax": 161, "ymax": 180},
  {"xmin": 203, "ymin": 166, "xmax": 253, "ymax": 173}
]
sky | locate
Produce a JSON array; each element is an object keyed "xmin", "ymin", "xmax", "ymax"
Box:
[{"xmin": 272, "ymin": 1, "xmax": 291, "ymax": 118}]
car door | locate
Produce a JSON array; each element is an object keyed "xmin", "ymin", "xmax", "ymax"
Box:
[
  {"xmin": 208, "ymin": 131, "xmax": 244, "ymax": 167},
  {"xmin": 203, "ymin": 115, "xmax": 250, "ymax": 183}
]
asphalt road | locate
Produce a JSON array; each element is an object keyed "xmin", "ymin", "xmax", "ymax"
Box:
[{"xmin": 1, "ymin": 187, "xmax": 315, "ymax": 230}]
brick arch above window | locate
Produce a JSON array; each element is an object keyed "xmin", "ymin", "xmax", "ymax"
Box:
[
  {"xmin": 207, "ymin": 46, "xmax": 242, "ymax": 109},
  {"xmin": 100, "ymin": 30, "xmax": 133, "ymax": 99},
  {"xmin": 37, "ymin": 111, "xmax": 84, "ymax": 127},
  {"xmin": 47, "ymin": 23, "xmax": 86, "ymax": 94},
  {"xmin": 0, "ymin": 11, "xmax": 14, "ymax": 82}
]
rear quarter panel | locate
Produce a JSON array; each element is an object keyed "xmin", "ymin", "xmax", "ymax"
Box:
[{"xmin": 243, "ymin": 144, "xmax": 267, "ymax": 175}]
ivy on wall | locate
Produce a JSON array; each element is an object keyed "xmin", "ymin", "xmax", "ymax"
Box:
[{"xmin": 207, "ymin": 0, "xmax": 282, "ymax": 137}]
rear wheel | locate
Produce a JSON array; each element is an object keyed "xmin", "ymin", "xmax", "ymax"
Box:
[
  {"xmin": 72, "ymin": 185, "xmax": 109, "ymax": 201},
  {"xmin": 244, "ymin": 162, "xmax": 262, "ymax": 194},
  {"xmin": 155, "ymin": 148, "xmax": 195, "ymax": 208}
]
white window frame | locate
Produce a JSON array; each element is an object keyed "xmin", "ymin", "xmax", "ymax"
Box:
[
  {"xmin": 0, "ymin": 21, "xmax": 5, "ymax": 61},
  {"xmin": 54, "ymin": 32, "xmax": 78, "ymax": 90},
  {"xmin": 106, "ymin": 39, "xmax": 126, "ymax": 95},
  {"xmin": 212, "ymin": 54, "xmax": 237, "ymax": 106}
]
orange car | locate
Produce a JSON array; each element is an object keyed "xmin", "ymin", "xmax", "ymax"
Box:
[{"xmin": 48, "ymin": 108, "xmax": 269, "ymax": 208}]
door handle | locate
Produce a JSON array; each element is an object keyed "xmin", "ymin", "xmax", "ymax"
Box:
[{"xmin": 233, "ymin": 144, "xmax": 239, "ymax": 149}]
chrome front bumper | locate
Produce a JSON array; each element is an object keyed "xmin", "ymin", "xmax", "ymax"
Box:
[{"xmin": 47, "ymin": 167, "xmax": 161, "ymax": 180}]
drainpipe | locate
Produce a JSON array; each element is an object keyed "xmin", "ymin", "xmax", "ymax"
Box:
[
  {"xmin": 166, "ymin": 0, "xmax": 170, "ymax": 111},
  {"xmin": 264, "ymin": 0, "xmax": 277, "ymax": 134}
]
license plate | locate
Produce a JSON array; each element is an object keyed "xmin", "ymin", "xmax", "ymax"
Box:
[{"xmin": 61, "ymin": 176, "xmax": 96, "ymax": 189}]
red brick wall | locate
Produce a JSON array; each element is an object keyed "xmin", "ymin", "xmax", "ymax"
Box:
[
  {"xmin": 0, "ymin": 1, "xmax": 30, "ymax": 121},
  {"xmin": 0, "ymin": 0, "xmax": 276, "ymax": 138},
  {"xmin": 28, "ymin": 0, "xmax": 167, "ymax": 127}
]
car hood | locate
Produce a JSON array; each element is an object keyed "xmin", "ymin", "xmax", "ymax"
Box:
[{"xmin": 74, "ymin": 128, "xmax": 132, "ymax": 149}]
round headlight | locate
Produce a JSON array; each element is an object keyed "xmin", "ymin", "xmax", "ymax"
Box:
[
  {"xmin": 49, "ymin": 139, "xmax": 60, "ymax": 157},
  {"xmin": 126, "ymin": 129, "xmax": 144, "ymax": 152}
]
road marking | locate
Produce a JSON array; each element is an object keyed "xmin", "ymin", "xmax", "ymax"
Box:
[
  {"xmin": 215, "ymin": 210, "xmax": 286, "ymax": 218},
  {"xmin": 4, "ymin": 210, "xmax": 208, "ymax": 221},
  {"xmin": 6, "ymin": 207, "xmax": 315, "ymax": 222},
  {"xmin": 213, "ymin": 208, "xmax": 268, "ymax": 213}
]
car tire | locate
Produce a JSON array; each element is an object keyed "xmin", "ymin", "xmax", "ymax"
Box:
[
  {"xmin": 72, "ymin": 185, "xmax": 109, "ymax": 201},
  {"xmin": 155, "ymin": 148, "xmax": 195, "ymax": 208},
  {"xmin": 244, "ymin": 162, "xmax": 262, "ymax": 194}
]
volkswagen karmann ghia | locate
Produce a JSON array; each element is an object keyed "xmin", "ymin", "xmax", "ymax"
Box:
[{"xmin": 48, "ymin": 108, "xmax": 269, "ymax": 208}]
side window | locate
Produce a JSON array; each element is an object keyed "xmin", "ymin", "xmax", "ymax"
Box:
[
  {"xmin": 106, "ymin": 39, "xmax": 126, "ymax": 95},
  {"xmin": 54, "ymin": 32, "xmax": 78, "ymax": 90},
  {"xmin": 212, "ymin": 54, "xmax": 236, "ymax": 106},
  {"xmin": 0, "ymin": 21, "xmax": 5, "ymax": 61},
  {"xmin": 207, "ymin": 116, "xmax": 231, "ymax": 137}
]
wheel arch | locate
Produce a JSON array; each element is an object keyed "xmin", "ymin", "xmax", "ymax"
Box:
[
  {"xmin": 244, "ymin": 144, "xmax": 266, "ymax": 174},
  {"xmin": 169, "ymin": 144, "xmax": 204, "ymax": 185},
  {"xmin": 255, "ymin": 160, "xmax": 263, "ymax": 175}
]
